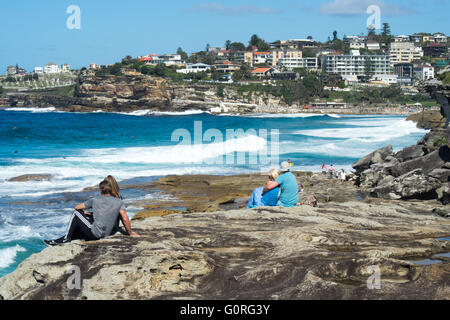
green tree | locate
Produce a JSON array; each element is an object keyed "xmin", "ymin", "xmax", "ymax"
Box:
[
  {"xmin": 225, "ymin": 40, "xmax": 231, "ymax": 50},
  {"xmin": 110, "ymin": 63, "xmax": 123, "ymax": 76},
  {"xmin": 230, "ymin": 42, "xmax": 246, "ymax": 52},
  {"xmin": 333, "ymin": 30, "xmax": 338, "ymax": 41},
  {"xmin": 177, "ymin": 47, "xmax": 189, "ymax": 61},
  {"xmin": 382, "ymin": 23, "xmax": 391, "ymax": 36},
  {"xmin": 364, "ymin": 58, "xmax": 374, "ymax": 80},
  {"xmin": 367, "ymin": 27, "xmax": 377, "ymax": 41},
  {"xmin": 249, "ymin": 34, "xmax": 261, "ymax": 47},
  {"xmin": 217, "ymin": 84, "xmax": 225, "ymax": 97},
  {"xmin": 121, "ymin": 55, "xmax": 133, "ymax": 65},
  {"xmin": 0, "ymin": 86, "xmax": 3, "ymax": 95},
  {"xmin": 232, "ymin": 64, "xmax": 252, "ymax": 82},
  {"xmin": 380, "ymin": 23, "xmax": 393, "ymax": 45},
  {"xmin": 302, "ymin": 48, "xmax": 315, "ymax": 58}
]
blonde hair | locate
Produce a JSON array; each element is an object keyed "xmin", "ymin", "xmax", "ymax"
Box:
[
  {"xmin": 269, "ymin": 169, "xmax": 280, "ymax": 180},
  {"xmin": 105, "ymin": 175, "xmax": 122, "ymax": 199}
]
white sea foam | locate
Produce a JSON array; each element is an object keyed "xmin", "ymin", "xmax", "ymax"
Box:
[
  {"xmin": 0, "ymin": 245, "xmax": 26, "ymax": 269},
  {"xmin": 293, "ymin": 119, "xmax": 427, "ymax": 143},
  {"xmin": 119, "ymin": 109, "xmax": 207, "ymax": 117},
  {"xmin": 243, "ymin": 113, "xmax": 329, "ymax": 118},
  {"xmin": 5, "ymin": 107, "xmax": 56, "ymax": 113}
]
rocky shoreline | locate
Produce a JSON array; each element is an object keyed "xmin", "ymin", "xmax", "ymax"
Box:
[
  {"xmin": 0, "ymin": 171, "xmax": 449, "ymax": 300},
  {"xmin": 0, "ymin": 79, "xmax": 449, "ymax": 300}
]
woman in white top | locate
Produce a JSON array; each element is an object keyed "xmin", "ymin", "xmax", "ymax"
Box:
[{"xmin": 340, "ymin": 169, "xmax": 346, "ymax": 184}]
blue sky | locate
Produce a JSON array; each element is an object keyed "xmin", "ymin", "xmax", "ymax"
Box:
[{"xmin": 0, "ymin": 0, "xmax": 448, "ymax": 72}]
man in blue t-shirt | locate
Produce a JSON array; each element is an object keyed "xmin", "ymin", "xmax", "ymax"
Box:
[{"xmin": 263, "ymin": 161, "xmax": 299, "ymax": 207}]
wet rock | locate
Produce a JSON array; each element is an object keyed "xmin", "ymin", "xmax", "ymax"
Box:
[{"xmin": 8, "ymin": 174, "xmax": 53, "ymax": 182}]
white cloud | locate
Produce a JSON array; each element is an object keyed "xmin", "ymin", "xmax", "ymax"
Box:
[
  {"xmin": 188, "ymin": 2, "xmax": 280, "ymax": 16},
  {"xmin": 319, "ymin": 0, "xmax": 416, "ymax": 16}
]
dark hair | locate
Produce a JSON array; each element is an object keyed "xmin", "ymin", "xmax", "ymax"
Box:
[{"xmin": 99, "ymin": 180, "xmax": 113, "ymax": 195}]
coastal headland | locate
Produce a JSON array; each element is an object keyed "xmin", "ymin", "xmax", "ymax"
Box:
[{"xmin": 0, "ymin": 73, "xmax": 438, "ymax": 115}]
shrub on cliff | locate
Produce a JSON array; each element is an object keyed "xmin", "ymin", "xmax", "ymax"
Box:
[{"xmin": 438, "ymin": 71, "xmax": 450, "ymax": 85}]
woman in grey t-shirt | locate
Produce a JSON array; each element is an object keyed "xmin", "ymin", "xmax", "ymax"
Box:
[{"xmin": 44, "ymin": 178, "xmax": 139, "ymax": 246}]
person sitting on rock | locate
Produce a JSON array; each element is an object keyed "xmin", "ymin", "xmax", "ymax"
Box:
[
  {"xmin": 44, "ymin": 178, "xmax": 139, "ymax": 246},
  {"xmin": 247, "ymin": 169, "xmax": 280, "ymax": 209},
  {"xmin": 263, "ymin": 161, "xmax": 299, "ymax": 207}
]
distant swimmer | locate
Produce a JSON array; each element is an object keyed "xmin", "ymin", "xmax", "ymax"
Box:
[{"xmin": 13, "ymin": 125, "xmax": 17, "ymax": 130}]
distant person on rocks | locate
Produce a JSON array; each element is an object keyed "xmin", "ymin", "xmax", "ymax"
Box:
[
  {"xmin": 328, "ymin": 165, "xmax": 335, "ymax": 179},
  {"xmin": 308, "ymin": 195, "xmax": 318, "ymax": 207},
  {"xmin": 247, "ymin": 169, "xmax": 280, "ymax": 209},
  {"xmin": 44, "ymin": 177, "xmax": 139, "ymax": 246},
  {"xmin": 263, "ymin": 161, "xmax": 299, "ymax": 207},
  {"xmin": 340, "ymin": 169, "xmax": 346, "ymax": 184},
  {"xmin": 321, "ymin": 164, "xmax": 327, "ymax": 175}
]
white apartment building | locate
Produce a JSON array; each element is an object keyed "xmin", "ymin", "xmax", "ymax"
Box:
[
  {"xmin": 151, "ymin": 54, "xmax": 184, "ymax": 66},
  {"xmin": 277, "ymin": 57, "xmax": 318, "ymax": 70},
  {"xmin": 176, "ymin": 63, "xmax": 211, "ymax": 74},
  {"xmin": 44, "ymin": 62, "xmax": 60, "ymax": 74},
  {"xmin": 343, "ymin": 35, "xmax": 367, "ymax": 43},
  {"xmin": 321, "ymin": 53, "xmax": 392, "ymax": 78},
  {"xmin": 268, "ymin": 49, "xmax": 303, "ymax": 66},
  {"xmin": 394, "ymin": 35, "xmax": 410, "ymax": 42},
  {"xmin": 233, "ymin": 51, "xmax": 253, "ymax": 66},
  {"xmin": 253, "ymin": 51, "xmax": 271, "ymax": 65},
  {"xmin": 349, "ymin": 40, "xmax": 365, "ymax": 50},
  {"xmin": 371, "ymin": 74, "xmax": 399, "ymax": 85},
  {"xmin": 34, "ymin": 67, "xmax": 43, "ymax": 74},
  {"xmin": 389, "ymin": 42, "xmax": 423, "ymax": 64},
  {"xmin": 61, "ymin": 64, "xmax": 70, "ymax": 73},
  {"xmin": 433, "ymin": 33, "xmax": 447, "ymax": 44},
  {"xmin": 414, "ymin": 64, "xmax": 435, "ymax": 81},
  {"xmin": 366, "ymin": 41, "xmax": 380, "ymax": 51}
]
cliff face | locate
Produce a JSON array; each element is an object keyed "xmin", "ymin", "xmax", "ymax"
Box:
[
  {"xmin": 1, "ymin": 74, "xmax": 289, "ymax": 113},
  {"xmin": 0, "ymin": 199, "xmax": 449, "ymax": 300}
]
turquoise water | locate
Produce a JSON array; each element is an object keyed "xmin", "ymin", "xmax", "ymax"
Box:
[{"xmin": 0, "ymin": 109, "xmax": 428, "ymax": 277}]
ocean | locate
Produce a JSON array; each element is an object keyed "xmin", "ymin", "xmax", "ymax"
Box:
[{"xmin": 0, "ymin": 108, "xmax": 428, "ymax": 277}]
